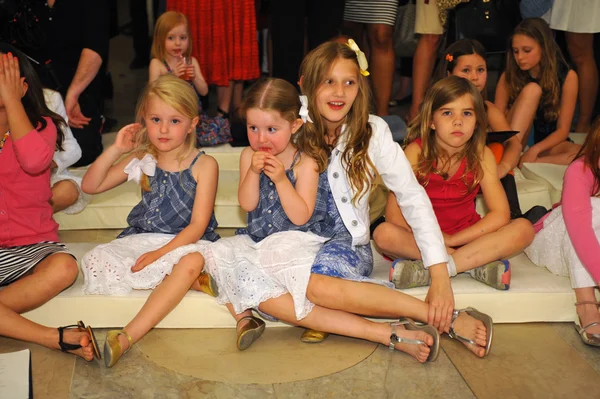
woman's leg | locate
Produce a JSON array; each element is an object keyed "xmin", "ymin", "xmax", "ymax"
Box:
[
  {"xmin": 409, "ymin": 34, "xmax": 442, "ymax": 121},
  {"xmin": 451, "ymin": 218, "xmax": 535, "ymax": 273},
  {"xmin": 50, "ymin": 180, "xmax": 80, "ymax": 213},
  {"xmin": 574, "ymin": 287, "xmax": 600, "ymax": 335},
  {"xmin": 505, "ymin": 82, "xmax": 542, "ymax": 147},
  {"xmin": 566, "ymin": 32, "xmax": 598, "ymax": 133},
  {"xmin": 217, "ymin": 82, "xmax": 234, "ymax": 116},
  {"xmin": 259, "ymin": 293, "xmax": 433, "ymax": 362},
  {"xmin": 366, "ymin": 23, "xmax": 395, "ymax": 116},
  {"xmin": 115, "ymin": 252, "xmax": 204, "ymax": 349}
]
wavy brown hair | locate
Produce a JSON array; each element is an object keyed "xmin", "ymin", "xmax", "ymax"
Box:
[
  {"xmin": 134, "ymin": 74, "xmax": 198, "ymax": 191},
  {"xmin": 151, "ymin": 11, "xmax": 192, "ymax": 61},
  {"xmin": 404, "ymin": 76, "xmax": 487, "ymax": 193},
  {"xmin": 296, "ymin": 41, "xmax": 375, "ymax": 204},
  {"xmin": 573, "ymin": 116, "xmax": 600, "ymax": 196},
  {"xmin": 505, "ymin": 17, "xmax": 568, "ymax": 122}
]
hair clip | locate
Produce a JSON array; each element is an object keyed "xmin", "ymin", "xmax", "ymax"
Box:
[
  {"xmin": 445, "ymin": 53, "xmax": 454, "ymax": 63},
  {"xmin": 346, "ymin": 39, "xmax": 370, "ymax": 77},
  {"xmin": 299, "ymin": 95, "xmax": 313, "ymax": 123}
]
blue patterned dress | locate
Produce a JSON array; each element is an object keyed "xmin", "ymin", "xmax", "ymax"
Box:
[
  {"xmin": 206, "ymin": 152, "xmax": 336, "ymax": 320},
  {"xmin": 82, "ymin": 151, "xmax": 219, "ymax": 295}
]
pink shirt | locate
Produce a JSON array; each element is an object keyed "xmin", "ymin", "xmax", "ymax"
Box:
[
  {"xmin": 535, "ymin": 158, "xmax": 600, "ymax": 283},
  {"xmin": 0, "ymin": 118, "xmax": 59, "ymax": 247}
]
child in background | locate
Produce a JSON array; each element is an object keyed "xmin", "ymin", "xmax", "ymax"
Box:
[
  {"xmin": 0, "ymin": 45, "xmax": 98, "ymax": 361},
  {"xmin": 375, "ymin": 76, "xmax": 534, "ymax": 291},
  {"xmin": 81, "ymin": 75, "xmax": 220, "ymax": 367},
  {"xmin": 44, "ymin": 88, "xmax": 90, "ymax": 215},
  {"xmin": 525, "ymin": 115, "xmax": 600, "ymax": 347},
  {"xmin": 148, "ymin": 11, "xmax": 231, "ymax": 146},
  {"xmin": 495, "ymin": 17, "xmax": 581, "ymax": 166}
]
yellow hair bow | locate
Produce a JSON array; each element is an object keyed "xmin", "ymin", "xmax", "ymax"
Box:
[{"xmin": 346, "ymin": 39, "xmax": 370, "ymax": 77}]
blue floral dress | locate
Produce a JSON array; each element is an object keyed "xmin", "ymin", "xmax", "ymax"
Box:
[{"xmin": 82, "ymin": 151, "xmax": 219, "ymax": 295}]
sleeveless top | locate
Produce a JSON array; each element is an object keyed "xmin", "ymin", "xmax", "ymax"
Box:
[
  {"xmin": 414, "ymin": 138, "xmax": 481, "ymax": 235},
  {"xmin": 119, "ymin": 151, "xmax": 220, "ymax": 241},
  {"xmin": 237, "ymin": 152, "xmax": 336, "ymax": 242},
  {"xmin": 530, "ymin": 61, "xmax": 570, "ymax": 144}
]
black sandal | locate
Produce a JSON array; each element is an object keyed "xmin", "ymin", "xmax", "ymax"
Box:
[
  {"xmin": 57, "ymin": 320, "xmax": 101, "ymax": 359},
  {"xmin": 216, "ymin": 107, "xmax": 230, "ymax": 119}
]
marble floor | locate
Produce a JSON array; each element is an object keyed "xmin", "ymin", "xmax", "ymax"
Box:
[{"xmin": 2, "ymin": 6, "xmax": 599, "ymax": 399}]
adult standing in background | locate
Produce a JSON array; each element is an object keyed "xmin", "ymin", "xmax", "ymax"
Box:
[
  {"xmin": 269, "ymin": 0, "xmax": 346, "ymax": 89},
  {"xmin": 545, "ymin": 0, "xmax": 600, "ymax": 133},
  {"xmin": 167, "ymin": 0, "xmax": 259, "ymax": 120},
  {"xmin": 5, "ymin": 0, "xmax": 110, "ymax": 166},
  {"xmin": 408, "ymin": 0, "xmax": 443, "ymax": 121},
  {"xmin": 343, "ymin": 0, "xmax": 399, "ymax": 116}
]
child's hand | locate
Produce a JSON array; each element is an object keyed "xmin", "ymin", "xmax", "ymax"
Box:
[
  {"xmin": 132, "ymin": 249, "xmax": 163, "ymax": 272},
  {"xmin": 250, "ymin": 150, "xmax": 267, "ymax": 174},
  {"xmin": 519, "ymin": 148, "xmax": 538, "ymax": 168},
  {"xmin": 114, "ymin": 123, "xmax": 142, "ymax": 154},
  {"xmin": 172, "ymin": 58, "xmax": 188, "ymax": 79},
  {"xmin": 0, "ymin": 52, "xmax": 25, "ymax": 105},
  {"xmin": 263, "ymin": 154, "xmax": 286, "ymax": 184}
]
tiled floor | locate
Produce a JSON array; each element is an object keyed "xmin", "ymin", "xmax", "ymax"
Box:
[{"xmin": 3, "ymin": 6, "xmax": 599, "ymax": 399}]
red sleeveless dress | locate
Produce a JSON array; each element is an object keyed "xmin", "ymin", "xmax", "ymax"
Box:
[{"xmin": 414, "ymin": 138, "xmax": 481, "ymax": 235}]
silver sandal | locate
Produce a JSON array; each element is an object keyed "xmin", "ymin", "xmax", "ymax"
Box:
[
  {"xmin": 574, "ymin": 301, "xmax": 600, "ymax": 347},
  {"xmin": 448, "ymin": 307, "xmax": 493, "ymax": 357},
  {"xmin": 389, "ymin": 317, "xmax": 440, "ymax": 362}
]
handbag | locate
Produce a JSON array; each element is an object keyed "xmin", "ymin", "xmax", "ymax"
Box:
[
  {"xmin": 445, "ymin": 0, "xmax": 522, "ymax": 55},
  {"xmin": 394, "ymin": 0, "xmax": 418, "ymax": 58}
]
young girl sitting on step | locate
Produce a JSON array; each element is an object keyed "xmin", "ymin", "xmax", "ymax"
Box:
[
  {"xmin": 81, "ymin": 75, "xmax": 220, "ymax": 368},
  {"xmin": 374, "ymin": 76, "xmax": 535, "ymax": 291}
]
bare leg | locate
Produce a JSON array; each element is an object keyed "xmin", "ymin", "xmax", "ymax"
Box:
[
  {"xmin": 231, "ymin": 81, "xmax": 245, "ymax": 118},
  {"xmin": 259, "ymin": 293, "xmax": 434, "ymax": 362},
  {"xmin": 373, "ymin": 221, "xmax": 421, "ymax": 260},
  {"xmin": 575, "ymin": 287, "xmax": 600, "ymax": 335},
  {"xmin": 451, "ymin": 219, "xmax": 534, "ymax": 273},
  {"xmin": 0, "ymin": 253, "xmax": 94, "ymax": 360},
  {"xmin": 366, "ymin": 23, "xmax": 395, "ymax": 116},
  {"xmin": 408, "ymin": 34, "xmax": 442, "ymax": 121},
  {"xmin": 505, "ymin": 82, "xmax": 542, "ymax": 147},
  {"xmin": 0, "ymin": 253, "xmax": 79, "ymax": 313},
  {"xmin": 50, "ymin": 180, "xmax": 79, "ymax": 213},
  {"xmin": 116, "ymin": 253, "xmax": 204, "ymax": 349},
  {"xmin": 217, "ymin": 82, "xmax": 234, "ymax": 115},
  {"xmin": 567, "ymin": 32, "xmax": 598, "ymax": 133},
  {"xmin": 535, "ymin": 141, "xmax": 581, "ymax": 165}
]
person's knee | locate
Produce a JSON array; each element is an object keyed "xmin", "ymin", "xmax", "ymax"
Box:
[
  {"xmin": 47, "ymin": 254, "xmax": 79, "ymax": 287},
  {"xmin": 306, "ymin": 274, "xmax": 332, "ymax": 303},
  {"xmin": 53, "ymin": 180, "xmax": 79, "ymax": 207},
  {"xmin": 418, "ymin": 33, "xmax": 442, "ymax": 48},
  {"xmin": 369, "ymin": 26, "xmax": 393, "ymax": 49},
  {"xmin": 566, "ymin": 34, "xmax": 593, "ymax": 61},
  {"xmin": 522, "ymin": 82, "xmax": 542, "ymax": 100},
  {"xmin": 372, "ymin": 222, "xmax": 394, "ymax": 250},
  {"xmin": 178, "ymin": 253, "xmax": 205, "ymax": 277},
  {"xmin": 510, "ymin": 218, "xmax": 535, "ymax": 246}
]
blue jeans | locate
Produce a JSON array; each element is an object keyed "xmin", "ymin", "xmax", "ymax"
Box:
[{"xmin": 520, "ymin": 0, "xmax": 553, "ymax": 19}]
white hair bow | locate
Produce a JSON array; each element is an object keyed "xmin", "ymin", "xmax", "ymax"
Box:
[
  {"xmin": 299, "ymin": 95, "xmax": 313, "ymax": 123},
  {"xmin": 346, "ymin": 39, "xmax": 370, "ymax": 77},
  {"xmin": 124, "ymin": 154, "xmax": 157, "ymax": 184}
]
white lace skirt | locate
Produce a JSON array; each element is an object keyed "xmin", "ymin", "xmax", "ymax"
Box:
[
  {"xmin": 82, "ymin": 233, "xmax": 212, "ymax": 295},
  {"xmin": 204, "ymin": 231, "xmax": 328, "ymax": 320},
  {"xmin": 524, "ymin": 198, "xmax": 600, "ymax": 288}
]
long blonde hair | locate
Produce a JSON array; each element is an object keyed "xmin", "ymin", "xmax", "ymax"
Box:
[
  {"xmin": 505, "ymin": 17, "xmax": 568, "ymax": 122},
  {"xmin": 151, "ymin": 11, "xmax": 192, "ymax": 61},
  {"xmin": 135, "ymin": 74, "xmax": 198, "ymax": 191},
  {"xmin": 296, "ymin": 41, "xmax": 375, "ymax": 204},
  {"xmin": 405, "ymin": 76, "xmax": 487, "ymax": 192}
]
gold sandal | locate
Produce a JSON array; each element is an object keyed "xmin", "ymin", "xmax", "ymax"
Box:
[
  {"xmin": 104, "ymin": 330, "xmax": 133, "ymax": 368},
  {"xmin": 574, "ymin": 301, "xmax": 600, "ymax": 347},
  {"xmin": 389, "ymin": 318, "xmax": 440, "ymax": 362},
  {"xmin": 300, "ymin": 329, "xmax": 330, "ymax": 343},
  {"xmin": 197, "ymin": 272, "xmax": 219, "ymax": 297},
  {"xmin": 236, "ymin": 316, "xmax": 265, "ymax": 351}
]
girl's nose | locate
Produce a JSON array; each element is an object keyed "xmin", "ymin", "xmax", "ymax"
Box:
[
  {"xmin": 160, "ymin": 121, "xmax": 169, "ymax": 133},
  {"xmin": 258, "ymin": 131, "xmax": 268, "ymax": 143},
  {"xmin": 333, "ymin": 82, "xmax": 344, "ymax": 96}
]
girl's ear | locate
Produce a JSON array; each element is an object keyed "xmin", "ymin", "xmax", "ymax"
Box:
[
  {"xmin": 190, "ymin": 116, "xmax": 200, "ymax": 132},
  {"xmin": 298, "ymin": 75, "xmax": 304, "ymax": 90},
  {"xmin": 291, "ymin": 118, "xmax": 304, "ymax": 134},
  {"xmin": 430, "ymin": 120, "xmax": 436, "ymax": 130},
  {"xmin": 21, "ymin": 77, "xmax": 28, "ymax": 98}
]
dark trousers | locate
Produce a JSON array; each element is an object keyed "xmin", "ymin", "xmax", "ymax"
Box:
[
  {"xmin": 269, "ymin": 0, "xmax": 346, "ymax": 87},
  {"xmin": 130, "ymin": 0, "xmax": 151, "ymax": 60},
  {"xmin": 500, "ymin": 173, "xmax": 522, "ymax": 219}
]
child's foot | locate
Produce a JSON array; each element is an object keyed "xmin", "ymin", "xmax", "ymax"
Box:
[
  {"xmin": 450, "ymin": 312, "xmax": 489, "ymax": 357},
  {"xmin": 236, "ymin": 316, "xmax": 265, "ymax": 350},
  {"xmin": 468, "ymin": 260, "xmax": 511, "ymax": 290},
  {"xmin": 388, "ymin": 323, "xmax": 433, "ymax": 363},
  {"xmin": 195, "ymin": 272, "xmax": 219, "ymax": 297},
  {"xmin": 57, "ymin": 328, "xmax": 95, "ymax": 361},
  {"xmin": 390, "ymin": 259, "xmax": 430, "ymax": 289}
]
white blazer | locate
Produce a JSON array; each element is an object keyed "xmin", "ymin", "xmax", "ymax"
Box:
[{"xmin": 327, "ymin": 115, "xmax": 448, "ymax": 268}]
